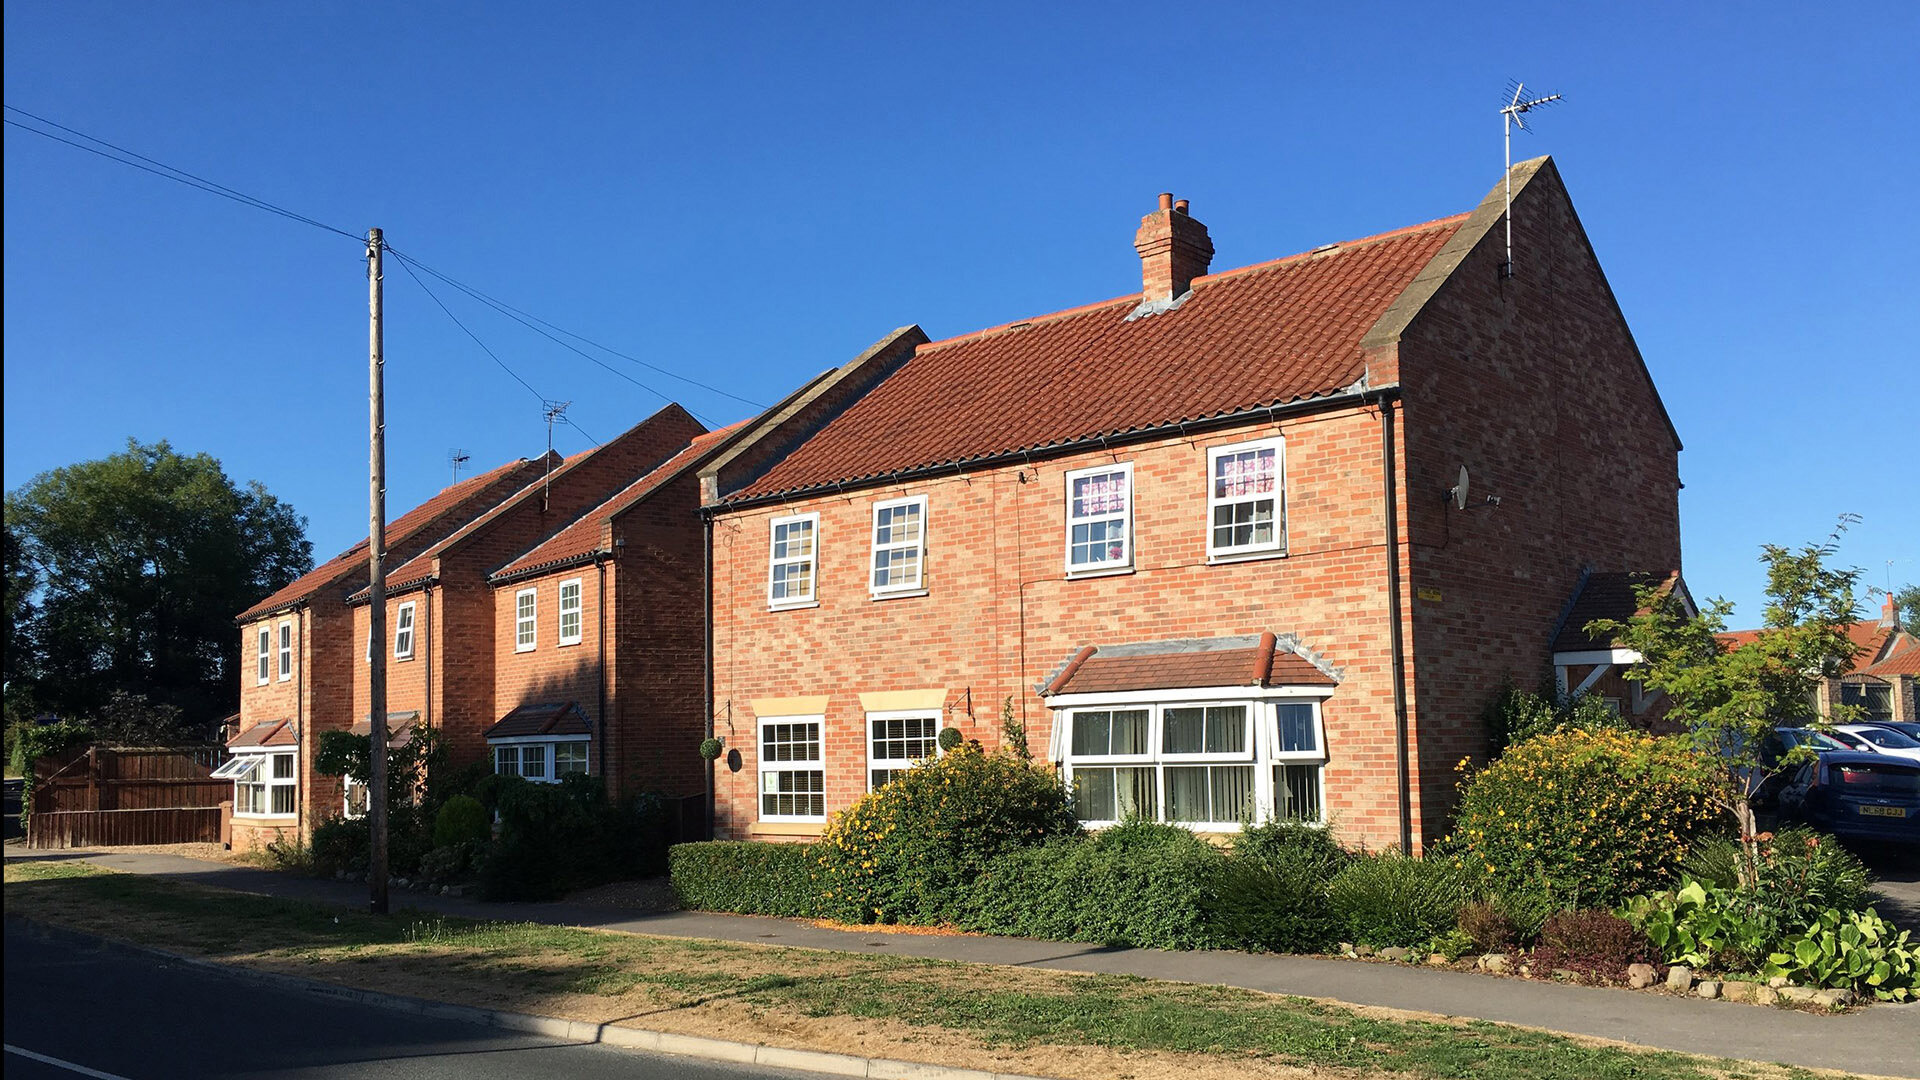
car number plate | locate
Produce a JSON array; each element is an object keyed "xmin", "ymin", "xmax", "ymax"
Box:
[{"xmin": 1859, "ymin": 805, "xmax": 1907, "ymax": 818}]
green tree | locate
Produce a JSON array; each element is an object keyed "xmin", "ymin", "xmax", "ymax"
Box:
[
  {"xmin": 4, "ymin": 439, "xmax": 311, "ymax": 734},
  {"xmin": 4, "ymin": 520, "xmax": 40, "ymax": 728},
  {"xmin": 1893, "ymin": 583, "xmax": 1919, "ymax": 630},
  {"xmin": 1589, "ymin": 519, "xmax": 1864, "ymax": 876}
]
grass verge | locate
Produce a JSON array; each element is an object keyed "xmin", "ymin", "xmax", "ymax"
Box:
[{"xmin": 3, "ymin": 861, "xmax": 1851, "ymax": 1080}]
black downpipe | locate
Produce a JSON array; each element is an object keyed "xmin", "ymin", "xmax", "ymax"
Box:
[
  {"xmin": 1380, "ymin": 394, "xmax": 1413, "ymax": 854},
  {"xmin": 596, "ymin": 557, "xmax": 609, "ymax": 787},
  {"xmin": 702, "ymin": 509, "xmax": 715, "ymax": 842}
]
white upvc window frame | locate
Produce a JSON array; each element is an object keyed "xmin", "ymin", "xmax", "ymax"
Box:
[
  {"xmin": 866, "ymin": 709, "xmax": 942, "ymax": 790},
  {"xmin": 1204, "ymin": 436, "xmax": 1287, "ymax": 561},
  {"xmin": 393, "ymin": 602, "xmax": 416, "ymax": 660},
  {"xmin": 767, "ymin": 512, "xmax": 821, "ymax": 610},
  {"xmin": 1064, "ymin": 461, "xmax": 1135, "ymax": 577},
  {"xmin": 757, "ymin": 712, "xmax": 826, "ymax": 821},
  {"xmin": 514, "ymin": 587, "xmax": 538, "ymax": 652},
  {"xmin": 1053, "ymin": 691, "xmax": 1329, "ymax": 831},
  {"xmin": 276, "ymin": 621, "xmax": 294, "ymax": 682},
  {"xmin": 489, "ymin": 735, "xmax": 589, "ymax": 784},
  {"xmin": 223, "ymin": 749, "xmax": 297, "ymax": 819},
  {"xmin": 557, "ymin": 577, "xmax": 584, "ymax": 646},
  {"xmin": 255, "ymin": 627, "xmax": 272, "ymax": 686},
  {"xmin": 868, "ymin": 495, "xmax": 929, "ymax": 598}
]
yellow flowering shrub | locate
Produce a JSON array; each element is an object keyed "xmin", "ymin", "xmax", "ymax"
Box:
[
  {"xmin": 818, "ymin": 743, "xmax": 1080, "ymax": 924},
  {"xmin": 1444, "ymin": 728, "xmax": 1724, "ymax": 909}
]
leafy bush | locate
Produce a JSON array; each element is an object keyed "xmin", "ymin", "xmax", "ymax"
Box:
[
  {"xmin": 1765, "ymin": 908, "xmax": 1920, "ymax": 1001},
  {"xmin": 818, "ymin": 744, "xmax": 1080, "ymax": 924},
  {"xmin": 310, "ymin": 815, "xmax": 371, "ymax": 877},
  {"xmin": 963, "ymin": 823, "xmax": 1238, "ymax": 951},
  {"xmin": 1458, "ymin": 899, "xmax": 1518, "ymax": 952},
  {"xmin": 433, "ymin": 795, "xmax": 490, "ymax": 849},
  {"xmin": 1446, "ymin": 728, "xmax": 1722, "ymax": 910},
  {"xmin": 1531, "ymin": 909, "xmax": 1652, "ymax": 981},
  {"xmin": 1625, "ymin": 879, "xmax": 1783, "ymax": 973},
  {"xmin": 1234, "ymin": 820, "xmax": 1348, "ymax": 878},
  {"xmin": 1327, "ymin": 852, "xmax": 1469, "ymax": 949},
  {"xmin": 1681, "ymin": 828, "xmax": 1873, "ymax": 926},
  {"xmin": 669, "ymin": 841, "xmax": 822, "ymax": 918},
  {"xmin": 1481, "ymin": 679, "xmax": 1625, "ymax": 756},
  {"xmin": 478, "ymin": 775, "xmax": 671, "ymax": 900}
]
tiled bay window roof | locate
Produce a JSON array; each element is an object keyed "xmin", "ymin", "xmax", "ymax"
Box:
[{"xmin": 728, "ymin": 214, "xmax": 1466, "ymax": 502}]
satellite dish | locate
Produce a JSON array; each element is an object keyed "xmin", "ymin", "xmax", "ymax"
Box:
[{"xmin": 1451, "ymin": 466, "xmax": 1470, "ymax": 511}]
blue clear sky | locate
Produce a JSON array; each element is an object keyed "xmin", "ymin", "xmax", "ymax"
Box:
[{"xmin": 4, "ymin": 2, "xmax": 1914, "ymax": 623}]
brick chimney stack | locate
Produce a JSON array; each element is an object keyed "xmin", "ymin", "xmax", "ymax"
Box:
[
  {"xmin": 1882, "ymin": 593, "xmax": 1901, "ymax": 628},
  {"xmin": 1134, "ymin": 193, "xmax": 1214, "ymax": 303}
]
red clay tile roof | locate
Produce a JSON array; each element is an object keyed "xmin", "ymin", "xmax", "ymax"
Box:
[
  {"xmin": 1552, "ymin": 571, "xmax": 1682, "ymax": 653},
  {"xmin": 485, "ymin": 701, "xmax": 591, "ymax": 739},
  {"xmin": 728, "ymin": 215, "xmax": 1466, "ymax": 502},
  {"xmin": 1721, "ymin": 619, "xmax": 1899, "ymax": 668},
  {"xmin": 491, "ymin": 421, "xmax": 752, "ymax": 582},
  {"xmin": 227, "ymin": 718, "xmax": 295, "ymax": 748},
  {"xmin": 239, "ymin": 456, "xmax": 545, "ymax": 620},
  {"xmin": 1041, "ymin": 633, "xmax": 1338, "ymax": 696},
  {"xmin": 1861, "ymin": 639, "xmax": 1920, "ymax": 678},
  {"xmin": 349, "ymin": 712, "xmax": 420, "ymax": 747}
]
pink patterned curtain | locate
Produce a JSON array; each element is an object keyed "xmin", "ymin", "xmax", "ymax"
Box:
[
  {"xmin": 1214, "ymin": 449, "xmax": 1275, "ymax": 498},
  {"xmin": 1076, "ymin": 471, "xmax": 1129, "ymax": 515}
]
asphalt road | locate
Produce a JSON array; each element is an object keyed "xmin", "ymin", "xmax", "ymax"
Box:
[{"xmin": 2, "ymin": 920, "xmax": 816, "ymax": 1080}]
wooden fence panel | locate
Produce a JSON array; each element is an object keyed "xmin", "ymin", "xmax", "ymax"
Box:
[
  {"xmin": 29, "ymin": 745, "xmax": 230, "ymax": 848},
  {"xmin": 27, "ymin": 807, "xmax": 223, "ymax": 848}
]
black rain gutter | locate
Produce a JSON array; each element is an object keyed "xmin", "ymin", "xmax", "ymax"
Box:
[
  {"xmin": 488, "ymin": 548, "xmax": 608, "ymax": 588},
  {"xmin": 1375, "ymin": 388, "xmax": 1413, "ymax": 855},
  {"xmin": 710, "ymin": 384, "xmax": 1388, "ymax": 512}
]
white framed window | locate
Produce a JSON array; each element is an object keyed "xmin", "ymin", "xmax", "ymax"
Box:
[
  {"xmin": 869, "ymin": 496, "xmax": 928, "ymax": 597},
  {"xmin": 1058, "ymin": 697, "xmax": 1327, "ymax": 829},
  {"xmin": 490, "ymin": 737, "xmax": 589, "ymax": 783},
  {"xmin": 1205, "ymin": 438, "xmax": 1285, "ymax": 559},
  {"xmin": 1064, "ymin": 462, "xmax": 1133, "ymax": 575},
  {"xmin": 393, "ymin": 602, "xmax": 416, "ymax": 660},
  {"xmin": 867, "ymin": 710, "xmax": 940, "ymax": 789},
  {"xmin": 557, "ymin": 578, "xmax": 584, "ymax": 646},
  {"xmin": 277, "ymin": 621, "xmax": 294, "ymax": 681},
  {"xmin": 219, "ymin": 750, "xmax": 297, "ymax": 818},
  {"xmin": 256, "ymin": 627, "xmax": 271, "ymax": 686},
  {"xmin": 758, "ymin": 714, "xmax": 825, "ymax": 820},
  {"xmin": 343, "ymin": 775, "xmax": 368, "ymax": 819},
  {"xmin": 768, "ymin": 513, "xmax": 820, "ymax": 609},
  {"xmin": 514, "ymin": 588, "xmax": 538, "ymax": 652}
]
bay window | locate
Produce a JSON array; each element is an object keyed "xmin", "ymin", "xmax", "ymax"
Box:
[
  {"xmin": 489, "ymin": 737, "xmax": 588, "ymax": 783},
  {"xmin": 215, "ymin": 750, "xmax": 296, "ymax": 818},
  {"xmin": 1058, "ymin": 697, "xmax": 1327, "ymax": 828}
]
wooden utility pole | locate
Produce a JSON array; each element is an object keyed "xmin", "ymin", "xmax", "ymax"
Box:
[{"xmin": 366, "ymin": 227, "xmax": 390, "ymax": 915}]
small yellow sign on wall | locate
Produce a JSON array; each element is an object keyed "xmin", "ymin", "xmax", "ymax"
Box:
[{"xmin": 1416, "ymin": 587, "xmax": 1443, "ymax": 603}]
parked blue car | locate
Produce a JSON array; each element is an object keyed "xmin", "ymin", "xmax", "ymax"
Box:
[{"xmin": 1777, "ymin": 751, "xmax": 1920, "ymax": 846}]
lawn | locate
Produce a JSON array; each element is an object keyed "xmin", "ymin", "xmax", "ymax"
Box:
[{"xmin": 2, "ymin": 861, "xmax": 1853, "ymax": 1080}]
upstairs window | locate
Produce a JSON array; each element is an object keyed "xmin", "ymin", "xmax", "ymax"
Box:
[
  {"xmin": 393, "ymin": 602, "xmax": 415, "ymax": 660},
  {"xmin": 870, "ymin": 496, "xmax": 928, "ymax": 597},
  {"xmin": 1206, "ymin": 438, "xmax": 1285, "ymax": 559},
  {"xmin": 558, "ymin": 578, "xmax": 584, "ymax": 645},
  {"xmin": 256, "ymin": 628, "xmax": 271, "ymax": 686},
  {"xmin": 277, "ymin": 622, "xmax": 293, "ymax": 681},
  {"xmin": 515, "ymin": 588, "xmax": 538, "ymax": 652},
  {"xmin": 1065, "ymin": 463, "xmax": 1133, "ymax": 574},
  {"xmin": 768, "ymin": 513, "xmax": 819, "ymax": 608}
]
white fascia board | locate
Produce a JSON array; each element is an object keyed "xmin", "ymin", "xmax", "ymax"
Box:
[
  {"xmin": 1553, "ymin": 648, "xmax": 1642, "ymax": 667},
  {"xmin": 1044, "ymin": 685, "xmax": 1335, "ymax": 708},
  {"xmin": 485, "ymin": 734, "xmax": 591, "ymax": 746}
]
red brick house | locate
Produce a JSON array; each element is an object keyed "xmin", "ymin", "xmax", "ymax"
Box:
[
  {"xmin": 1722, "ymin": 595, "xmax": 1918, "ymax": 727},
  {"xmin": 227, "ymin": 456, "xmax": 550, "ymax": 851},
  {"xmin": 699, "ymin": 157, "xmax": 1683, "ymax": 852},
  {"xmin": 483, "ymin": 420, "xmax": 754, "ymax": 799},
  {"xmin": 339, "ymin": 404, "xmax": 708, "ymax": 801}
]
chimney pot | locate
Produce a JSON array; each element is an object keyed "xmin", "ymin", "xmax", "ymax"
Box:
[{"xmin": 1134, "ymin": 193, "xmax": 1214, "ymax": 303}]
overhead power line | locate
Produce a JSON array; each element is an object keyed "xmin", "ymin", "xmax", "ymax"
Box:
[
  {"xmin": 4, "ymin": 105, "xmax": 364, "ymax": 242},
  {"xmin": 393, "ymin": 252, "xmax": 602, "ymax": 446}
]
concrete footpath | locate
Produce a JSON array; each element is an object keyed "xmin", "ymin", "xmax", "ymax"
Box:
[{"xmin": 10, "ymin": 845, "xmax": 1919, "ymax": 1078}]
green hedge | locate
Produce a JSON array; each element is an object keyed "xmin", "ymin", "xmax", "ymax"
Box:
[{"xmin": 670, "ymin": 841, "xmax": 823, "ymax": 918}]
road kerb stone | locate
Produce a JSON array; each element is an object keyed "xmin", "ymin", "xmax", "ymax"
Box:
[
  {"xmin": 656, "ymin": 1031, "xmax": 761, "ymax": 1064},
  {"xmin": 754, "ymin": 1044, "xmax": 868, "ymax": 1075},
  {"xmin": 869, "ymin": 1062, "xmax": 997, "ymax": 1080}
]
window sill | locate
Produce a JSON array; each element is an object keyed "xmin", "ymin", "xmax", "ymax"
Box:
[
  {"xmin": 514, "ymin": 645, "xmax": 536, "ymax": 654},
  {"xmin": 751, "ymin": 820, "xmax": 826, "ymax": 837},
  {"xmin": 233, "ymin": 813, "xmax": 298, "ymax": 822},
  {"xmin": 557, "ymin": 638, "xmax": 583, "ymax": 648},
  {"xmin": 768, "ymin": 600, "xmax": 820, "ymax": 612},
  {"xmin": 1206, "ymin": 547, "xmax": 1289, "ymax": 566},
  {"xmin": 870, "ymin": 588, "xmax": 928, "ymax": 601},
  {"xmin": 394, "ymin": 653, "xmax": 414, "ymax": 662},
  {"xmin": 1064, "ymin": 565, "xmax": 1135, "ymax": 581}
]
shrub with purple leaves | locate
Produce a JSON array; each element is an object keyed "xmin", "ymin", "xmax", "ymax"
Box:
[{"xmin": 1531, "ymin": 908, "xmax": 1653, "ymax": 982}]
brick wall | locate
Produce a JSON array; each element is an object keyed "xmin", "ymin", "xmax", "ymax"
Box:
[
  {"xmin": 709, "ymin": 404, "xmax": 1415, "ymax": 845},
  {"xmin": 609, "ymin": 467, "xmax": 710, "ymax": 798},
  {"xmin": 1397, "ymin": 162, "xmax": 1683, "ymax": 834},
  {"xmin": 492, "ymin": 562, "xmax": 608, "ymax": 763}
]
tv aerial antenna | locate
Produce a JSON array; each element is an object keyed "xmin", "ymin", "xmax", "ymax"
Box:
[
  {"xmin": 541, "ymin": 400, "xmax": 572, "ymax": 509},
  {"xmin": 1500, "ymin": 81, "xmax": 1561, "ymax": 279},
  {"xmin": 447, "ymin": 448, "xmax": 471, "ymax": 485}
]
